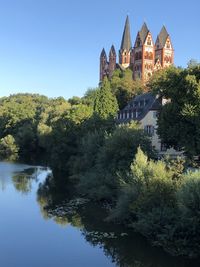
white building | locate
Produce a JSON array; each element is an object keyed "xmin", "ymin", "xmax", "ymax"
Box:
[{"xmin": 117, "ymin": 92, "xmax": 183, "ymax": 157}]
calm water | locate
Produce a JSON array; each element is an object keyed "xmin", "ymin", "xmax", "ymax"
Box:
[{"xmin": 0, "ymin": 162, "xmax": 199, "ymax": 267}]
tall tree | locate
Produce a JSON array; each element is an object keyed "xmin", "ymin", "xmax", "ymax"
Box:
[
  {"xmin": 148, "ymin": 64, "xmax": 200, "ymax": 156},
  {"xmin": 94, "ymin": 77, "xmax": 118, "ymax": 119}
]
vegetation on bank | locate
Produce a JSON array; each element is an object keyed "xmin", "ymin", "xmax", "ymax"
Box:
[{"xmin": 0, "ymin": 65, "xmax": 200, "ymax": 258}]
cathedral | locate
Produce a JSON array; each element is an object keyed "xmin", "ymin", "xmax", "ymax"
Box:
[{"xmin": 100, "ymin": 16, "xmax": 174, "ymax": 83}]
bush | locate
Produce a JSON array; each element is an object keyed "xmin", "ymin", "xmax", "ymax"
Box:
[
  {"xmin": 0, "ymin": 134, "xmax": 19, "ymax": 160},
  {"xmin": 177, "ymin": 171, "xmax": 200, "ymax": 218}
]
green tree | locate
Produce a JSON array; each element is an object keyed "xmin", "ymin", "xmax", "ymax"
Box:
[
  {"xmin": 0, "ymin": 135, "xmax": 19, "ymax": 160},
  {"xmin": 110, "ymin": 69, "xmax": 145, "ymax": 109},
  {"xmin": 148, "ymin": 64, "xmax": 200, "ymax": 157},
  {"xmin": 94, "ymin": 77, "xmax": 118, "ymax": 119}
]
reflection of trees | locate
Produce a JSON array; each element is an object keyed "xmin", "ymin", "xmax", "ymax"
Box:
[
  {"xmin": 37, "ymin": 173, "xmax": 78, "ymax": 226},
  {"xmin": 12, "ymin": 167, "xmax": 39, "ymax": 194},
  {"xmin": 36, "ymin": 174, "xmax": 200, "ymax": 267}
]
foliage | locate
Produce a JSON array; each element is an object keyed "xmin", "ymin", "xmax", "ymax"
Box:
[
  {"xmin": 94, "ymin": 77, "xmax": 119, "ymax": 119},
  {"xmin": 0, "ymin": 135, "xmax": 19, "ymax": 160},
  {"xmin": 109, "ymin": 148, "xmax": 200, "ymax": 258},
  {"xmin": 1, "ymin": 64, "xmax": 200, "ymax": 259},
  {"xmin": 110, "ymin": 69, "xmax": 145, "ymax": 109},
  {"xmin": 77, "ymin": 123, "xmax": 154, "ymax": 200},
  {"xmin": 177, "ymin": 171, "xmax": 200, "ymax": 218},
  {"xmin": 148, "ymin": 64, "xmax": 200, "ymax": 156}
]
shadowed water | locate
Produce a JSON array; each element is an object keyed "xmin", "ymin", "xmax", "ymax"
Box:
[{"xmin": 0, "ymin": 162, "xmax": 199, "ymax": 267}]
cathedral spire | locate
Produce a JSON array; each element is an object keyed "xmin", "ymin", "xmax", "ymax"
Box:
[
  {"xmin": 120, "ymin": 16, "xmax": 132, "ymax": 51},
  {"xmin": 100, "ymin": 48, "xmax": 107, "ymax": 58},
  {"xmin": 139, "ymin": 22, "xmax": 149, "ymax": 44},
  {"xmin": 100, "ymin": 48, "xmax": 108, "ymax": 82},
  {"xmin": 157, "ymin": 26, "xmax": 169, "ymax": 48}
]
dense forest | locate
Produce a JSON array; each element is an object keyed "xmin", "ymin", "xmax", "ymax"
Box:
[{"xmin": 0, "ymin": 64, "xmax": 200, "ymax": 258}]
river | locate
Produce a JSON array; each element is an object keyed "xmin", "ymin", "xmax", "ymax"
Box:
[{"xmin": 0, "ymin": 162, "xmax": 199, "ymax": 267}]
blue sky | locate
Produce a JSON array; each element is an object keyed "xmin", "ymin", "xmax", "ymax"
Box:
[{"xmin": 0, "ymin": 0, "xmax": 199, "ymax": 99}]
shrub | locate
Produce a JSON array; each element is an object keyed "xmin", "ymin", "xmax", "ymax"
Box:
[{"xmin": 0, "ymin": 134, "xmax": 19, "ymax": 160}]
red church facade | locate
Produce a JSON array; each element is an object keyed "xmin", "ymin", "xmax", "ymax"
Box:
[{"xmin": 100, "ymin": 16, "xmax": 174, "ymax": 83}]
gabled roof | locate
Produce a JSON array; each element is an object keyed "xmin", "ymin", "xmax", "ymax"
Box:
[
  {"xmin": 117, "ymin": 92, "xmax": 161, "ymax": 123},
  {"xmin": 157, "ymin": 26, "xmax": 169, "ymax": 48},
  {"xmin": 120, "ymin": 16, "xmax": 132, "ymax": 51},
  {"xmin": 139, "ymin": 23, "xmax": 149, "ymax": 44}
]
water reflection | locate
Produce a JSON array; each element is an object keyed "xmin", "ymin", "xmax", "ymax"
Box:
[
  {"xmin": 0, "ymin": 162, "xmax": 34, "ymax": 191},
  {"xmin": 0, "ymin": 162, "xmax": 199, "ymax": 267},
  {"xmin": 0, "ymin": 162, "xmax": 50, "ymax": 194},
  {"xmin": 37, "ymin": 174, "xmax": 200, "ymax": 267}
]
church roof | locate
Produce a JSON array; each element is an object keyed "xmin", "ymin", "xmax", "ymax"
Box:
[
  {"xmin": 139, "ymin": 23, "xmax": 149, "ymax": 44},
  {"xmin": 100, "ymin": 48, "xmax": 107, "ymax": 58},
  {"xmin": 109, "ymin": 45, "xmax": 116, "ymax": 57},
  {"xmin": 120, "ymin": 16, "xmax": 132, "ymax": 51},
  {"xmin": 117, "ymin": 92, "xmax": 161, "ymax": 123},
  {"xmin": 157, "ymin": 26, "xmax": 169, "ymax": 48}
]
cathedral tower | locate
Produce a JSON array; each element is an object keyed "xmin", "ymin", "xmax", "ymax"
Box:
[
  {"xmin": 100, "ymin": 48, "xmax": 108, "ymax": 82},
  {"xmin": 155, "ymin": 26, "xmax": 174, "ymax": 68},
  {"xmin": 108, "ymin": 45, "xmax": 116, "ymax": 78},
  {"xmin": 119, "ymin": 16, "xmax": 132, "ymax": 68},
  {"xmin": 99, "ymin": 17, "xmax": 174, "ymax": 83},
  {"xmin": 133, "ymin": 23, "xmax": 155, "ymax": 82}
]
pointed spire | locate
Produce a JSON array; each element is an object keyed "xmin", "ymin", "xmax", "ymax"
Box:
[
  {"xmin": 109, "ymin": 45, "xmax": 116, "ymax": 57},
  {"xmin": 100, "ymin": 48, "xmax": 107, "ymax": 57},
  {"xmin": 100, "ymin": 48, "xmax": 107, "ymax": 58},
  {"xmin": 157, "ymin": 26, "xmax": 169, "ymax": 48},
  {"xmin": 139, "ymin": 23, "xmax": 149, "ymax": 44},
  {"xmin": 120, "ymin": 16, "xmax": 132, "ymax": 51}
]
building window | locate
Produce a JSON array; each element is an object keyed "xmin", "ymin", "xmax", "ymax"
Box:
[{"xmin": 144, "ymin": 125, "xmax": 154, "ymax": 136}]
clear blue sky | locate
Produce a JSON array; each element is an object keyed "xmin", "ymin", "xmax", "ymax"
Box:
[{"xmin": 0, "ymin": 0, "xmax": 199, "ymax": 99}]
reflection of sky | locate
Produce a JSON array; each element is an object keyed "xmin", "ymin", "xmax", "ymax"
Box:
[
  {"xmin": 0, "ymin": 162, "xmax": 114, "ymax": 267},
  {"xmin": 0, "ymin": 162, "xmax": 32, "ymax": 191}
]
